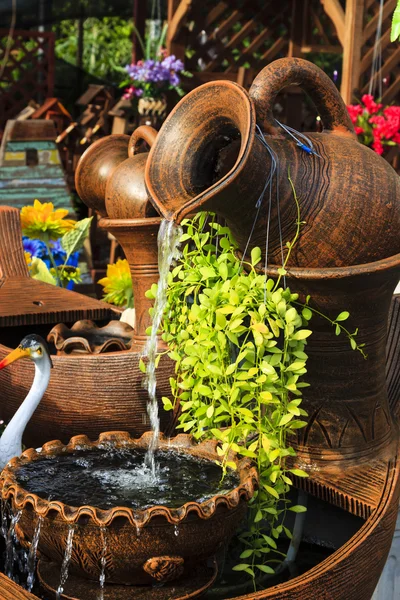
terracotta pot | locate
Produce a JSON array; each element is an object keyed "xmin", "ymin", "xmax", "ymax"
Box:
[
  {"xmin": 0, "ymin": 431, "xmax": 257, "ymax": 586},
  {"xmin": 105, "ymin": 125, "xmax": 159, "ymax": 219},
  {"xmin": 0, "ymin": 345, "xmax": 173, "ymax": 448},
  {"xmin": 145, "ymin": 58, "xmax": 400, "ymax": 269},
  {"xmin": 261, "ymin": 252, "xmax": 400, "ymax": 469},
  {"xmin": 75, "ymin": 126, "xmax": 158, "ymax": 219},
  {"xmin": 98, "ymin": 217, "xmax": 161, "ymax": 346},
  {"xmin": 75, "ymin": 135, "xmax": 130, "ymax": 216}
]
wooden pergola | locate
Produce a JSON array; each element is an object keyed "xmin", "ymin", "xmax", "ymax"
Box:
[{"xmin": 166, "ymin": 0, "xmax": 399, "ymax": 105}]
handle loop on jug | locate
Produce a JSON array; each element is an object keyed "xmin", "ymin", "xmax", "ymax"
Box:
[
  {"xmin": 128, "ymin": 125, "xmax": 158, "ymax": 157},
  {"xmin": 249, "ymin": 58, "xmax": 356, "ymax": 139}
]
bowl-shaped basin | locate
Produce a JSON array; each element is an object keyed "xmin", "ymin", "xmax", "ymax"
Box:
[{"xmin": 0, "ymin": 431, "xmax": 258, "ymax": 586}]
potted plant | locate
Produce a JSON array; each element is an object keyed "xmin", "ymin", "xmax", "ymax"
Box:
[{"xmin": 121, "ymin": 23, "xmax": 191, "ymax": 127}]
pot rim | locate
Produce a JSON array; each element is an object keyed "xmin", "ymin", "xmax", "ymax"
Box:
[
  {"xmin": 0, "ymin": 431, "xmax": 258, "ymax": 528},
  {"xmin": 144, "ymin": 80, "xmax": 255, "ymax": 223},
  {"xmin": 242, "ymin": 251, "xmax": 400, "ymax": 280},
  {"xmin": 99, "ymin": 216, "xmax": 162, "ymax": 229}
]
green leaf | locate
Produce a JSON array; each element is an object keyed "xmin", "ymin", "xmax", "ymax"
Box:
[
  {"xmin": 139, "ymin": 358, "xmax": 146, "ymax": 373},
  {"xmin": 286, "ymin": 361, "xmax": 306, "ymax": 372},
  {"xmin": 302, "ymin": 307, "xmax": 312, "ymax": 320},
  {"xmin": 29, "ymin": 257, "xmax": 56, "ymax": 286},
  {"xmin": 256, "ymin": 564, "xmax": 274, "ymax": 574},
  {"xmin": 251, "ymin": 246, "xmax": 262, "ymax": 266},
  {"xmin": 290, "ymin": 468, "xmax": 309, "ymax": 478},
  {"xmin": 254, "ymin": 509, "xmax": 263, "ymax": 523},
  {"xmin": 200, "ymin": 266, "xmax": 216, "ymax": 279},
  {"xmin": 240, "ymin": 549, "xmax": 254, "ymax": 559},
  {"xmin": 350, "ymin": 337, "xmax": 357, "ymax": 350},
  {"xmin": 289, "ymin": 505, "xmax": 307, "ymax": 513},
  {"xmin": 61, "ymin": 217, "xmax": 92, "ymax": 255},
  {"xmin": 278, "ymin": 413, "xmax": 294, "ymax": 426},
  {"xmin": 292, "ymin": 329, "xmax": 312, "ymax": 340},
  {"xmin": 263, "ymin": 484, "xmax": 279, "ymax": 499},
  {"xmin": 335, "ymin": 311, "xmax": 350, "ymax": 322},
  {"xmin": 391, "ymin": 1, "xmax": 400, "ymax": 42},
  {"xmin": 232, "ymin": 564, "xmax": 251, "ymax": 572},
  {"xmin": 206, "ymin": 405, "xmax": 214, "ymax": 418},
  {"xmin": 162, "ymin": 397, "xmax": 173, "ymax": 411}
]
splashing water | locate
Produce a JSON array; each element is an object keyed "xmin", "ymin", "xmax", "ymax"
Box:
[
  {"xmin": 5, "ymin": 510, "xmax": 22, "ymax": 579},
  {"xmin": 96, "ymin": 527, "xmax": 107, "ymax": 599},
  {"xmin": 174, "ymin": 524, "xmax": 179, "ymax": 537},
  {"xmin": 26, "ymin": 515, "xmax": 42, "ymax": 591},
  {"xmin": 99, "ymin": 527, "xmax": 107, "ymax": 588},
  {"xmin": 1, "ymin": 497, "xmax": 9, "ymax": 540},
  {"xmin": 143, "ymin": 219, "xmax": 182, "ymax": 477},
  {"xmin": 56, "ymin": 526, "xmax": 74, "ymax": 599}
]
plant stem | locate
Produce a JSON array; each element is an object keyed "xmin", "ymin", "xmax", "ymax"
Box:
[{"xmin": 44, "ymin": 241, "xmax": 62, "ymax": 287}]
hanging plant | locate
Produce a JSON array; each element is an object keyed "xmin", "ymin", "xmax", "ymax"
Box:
[{"xmin": 145, "ymin": 184, "xmax": 364, "ymax": 579}]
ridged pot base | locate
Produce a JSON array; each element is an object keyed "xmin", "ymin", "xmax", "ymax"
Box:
[{"xmin": 37, "ymin": 556, "xmax": 218, "ymax": 600}]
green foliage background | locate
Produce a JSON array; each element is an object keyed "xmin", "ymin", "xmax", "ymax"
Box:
[{"xmin": 53, "ymin": 17, "xmax": 133, "ymax": 83}]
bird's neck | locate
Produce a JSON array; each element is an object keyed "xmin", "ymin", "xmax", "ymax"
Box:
[{"xmin": 0, "ymin": 356, "xmax": 51, "ymax": 465}]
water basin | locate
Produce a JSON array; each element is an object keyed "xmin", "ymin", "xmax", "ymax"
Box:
[{"xmin": 0, "ymin": 431, "xmax": 258, "ymax": 586}]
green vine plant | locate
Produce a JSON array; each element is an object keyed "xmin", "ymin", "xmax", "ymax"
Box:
[{"xmin": 145, "ymin": 205, "xmax": 365, "ymax": 583}]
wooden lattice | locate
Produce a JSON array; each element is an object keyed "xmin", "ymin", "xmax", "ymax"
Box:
[
  {"xmin": 168, "ymin": 0, "xmax": 342, "ymax": 88},
  {"xmin": 359, "ymin": 0, "xmax": 400, "ymax": 104},
  {"xmin": 168, "ymin": 0, "xmax": 400, "ymax": 106},
  {"xmin": 0, "ymin": 29, "xmax": 55, "ymax": 135}
]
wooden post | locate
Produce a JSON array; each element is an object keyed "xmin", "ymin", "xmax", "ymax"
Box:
[
  {"xmin": 288, "ymin": 0, "xmax": 306, "ymax": 58},
  {"xmin": 132, "ymin": 0, "xmax": 146, "ymax": 63},
  {"xmin": 167, "ymin": 0, "xmax": 189, "ymax": 61},
  {"xmin": 341, "ymin": 0, "xmax": 365, "ymax": 104}
]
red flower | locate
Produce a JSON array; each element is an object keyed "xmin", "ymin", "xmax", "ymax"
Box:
[
  {"xmin": 361, "ymin": 94, "xmax": 383, "ymax": 114},
  {"xmin": 354, "ymin": 126, "xmax": 364, "ymax": 136},
  {"xmin": 347, "ymin": 104, "xmax": 363, "ymax": 124}
]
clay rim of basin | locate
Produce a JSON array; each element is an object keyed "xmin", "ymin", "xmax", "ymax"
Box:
[
  {"xmin": 48, "ymin": 320, "xmax": 135, "ymax": 354},
  {"xmin": 0, "ymin": 431, "xmax": 258, "ymax": 528}
]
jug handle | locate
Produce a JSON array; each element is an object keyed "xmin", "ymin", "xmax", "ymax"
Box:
[
  {"xmin": 249, "ymin": 57, "xmax": 356, "ymax": 139},
  {"xmin": 128, "ymin": 125, "xmax": 158, "ymax": 157}
]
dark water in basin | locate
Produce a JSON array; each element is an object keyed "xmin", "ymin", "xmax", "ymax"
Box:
[{"xmin": 15, "ymin": 447, "xmax": 240, "ymax": 510}]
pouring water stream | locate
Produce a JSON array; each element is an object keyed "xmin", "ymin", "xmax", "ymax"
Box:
[{"xmin": 142, "ymin": 219, "xmax": 182, "ymax": 477}]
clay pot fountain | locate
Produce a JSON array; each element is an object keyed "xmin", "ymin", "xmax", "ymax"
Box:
[
  {"xmin": 0, "ymin": 431, "xmax": 257, "ymax": 598},
  {"xmin": 142, "ymin": 57, "xmax": 400, "ymax": 596},
  {"xmin": 0, "ymin": 57, "xmax": 399, "ymax": 600}
]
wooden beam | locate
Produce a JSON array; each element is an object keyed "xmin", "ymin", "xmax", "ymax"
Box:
[
  {"xmin": 320, "ymin": 0, "xmax": 346, "ymax": 46},
  {"xmin": 260, "ymin": 37, "xmax": 288, "ymax": 62},
  {"xmin": 341, "ymin": 0, "xmax": 365, "ymax": 104},
  {"xmin": 167, "ymin": 0, "xmax": 192, "ymax": 44},
  {"xmin": 301, "ymin": 44, "xmax": 343, "ymax": 53},
  {"xmin": 288, "ymin": 0, "xmax": 305, "ymax": 57},
  {"xmin": 133, "ymin": 0, "xmax": 146, "ymax": 62}
]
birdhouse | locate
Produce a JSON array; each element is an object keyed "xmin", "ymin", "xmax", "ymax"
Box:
[{"xmin": 0, "ymin": 120, "xmax": 72, "ymax": 210}]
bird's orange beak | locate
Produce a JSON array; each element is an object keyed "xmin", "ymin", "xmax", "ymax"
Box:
[{"xmin": 0, "ymin": 347, "xmax": 31, "ymax": 370}]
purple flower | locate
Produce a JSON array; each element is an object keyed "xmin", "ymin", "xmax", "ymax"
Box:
[
  {"xmin": 125, "ymin": 54, "xmax": 186, "ymax": 89},
  {"xmin": 161, "ymin": 55, "xmax": 184, "ymax": 72},
  {"xmin": 169, "ymin": 72, "xmax": 180, "ymax": 87}
]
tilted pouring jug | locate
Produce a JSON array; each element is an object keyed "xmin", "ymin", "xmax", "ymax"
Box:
[{"xmin": 145, "ymin": 58, "xmax": 400, "ymax": 269}]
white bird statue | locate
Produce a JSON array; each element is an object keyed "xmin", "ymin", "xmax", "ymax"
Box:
[{"xmin": 0, "ymin": 334, "xmax": 52, "ymax": 469}]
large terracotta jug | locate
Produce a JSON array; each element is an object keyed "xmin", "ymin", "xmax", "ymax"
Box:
[{"xmin": 145, "ymin": 58, "xmax": 400, "ymax": 269}]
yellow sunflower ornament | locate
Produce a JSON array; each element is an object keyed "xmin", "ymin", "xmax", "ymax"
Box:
[
  {"xmin": 98, "ymin": 259, "xmax": 133, "ymax": 307},
  {"xmin": 20, "ymin": 199, "xmax": 75, "ymax": 242}
]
